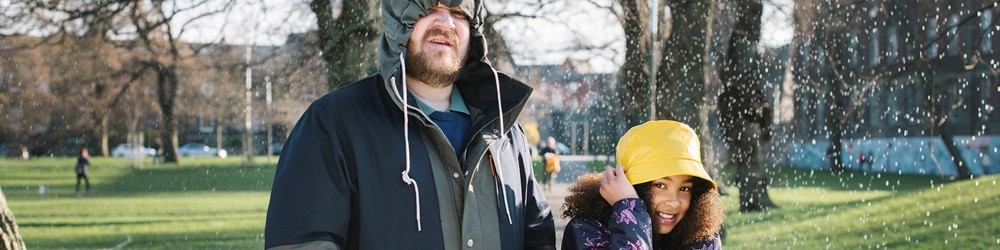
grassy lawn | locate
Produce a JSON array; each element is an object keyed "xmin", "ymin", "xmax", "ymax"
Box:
[
  {"xmin": 723, "ymin": 168, "xmax": 1000, "ymax": 249},
  {"xmin": 1, "ymin": 157, "xmax": 276, "ymax": 249},
  {"xmin": 2, "ymin": 157, "xmax": 998, "ymax": 249}
]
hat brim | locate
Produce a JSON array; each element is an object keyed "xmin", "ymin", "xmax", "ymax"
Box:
[{"xmin": 624, "ymin": 158, "xmax": 717, "ymax": 189}]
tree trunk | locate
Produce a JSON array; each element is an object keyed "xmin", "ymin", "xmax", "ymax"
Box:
[
  {"xmin": 312, "ymin": 0, "xmax": 381, "ymax": 90},
  {"xmin": 826, "ymin": 78, "xmax": 847, "ymax": 172},
  {"xmin": 656, "ymin": 0, "xmax": 709, "ymax": 125},
  {"xmin": 815, "ymin": 21, "xmax": 848, "ymax": 172},
  {"xmin": 939, "ymin": 129, "xmax": 973, "ymax": 179},
  {"xmin": 698, "ymin": 0, "xmax": 721, "ymax": 195},
  {"xmin": 1, "ymin": 187, "xmax": 26, "ymax": 250},
  {"xmin": 924, "ymin": 61, "xmax": 973, "ymax": 179},
  {"xmin": 216, "ymin": 120, "xmax": 224, "ymax": 157},
  {"xmin": 100, "ymin": 115, "xmax": 110, "ymax": 157},
  {"xmin": 718, "ymin": 0, "xmax": 775, "ymax": 212},
  {"xmin": 155, "ymin": 64, "xmax": 180, "ymax": 163},
  {"xmin": 616, "ymin": 0, "xmax": 651, "ymax": 129}
]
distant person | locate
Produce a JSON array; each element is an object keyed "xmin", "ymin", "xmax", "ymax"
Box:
[
  {"xmin": 540, "ymin": 137, "xmax": 560, "ymax": 190},
  {"xmin": 75, "ymin": 149, "xmax": 91, "ymax": 195},
  {"xmin": 981, "ymin": 146, "xmax": 993, "ymax": 174},
  {"xmin": 20, "ymin": 146, "xmax": 29, "ymax": 160},
  {"xmin": 151, "ymin": 136, "xmax": 163, "ymax": 165},
  {"xmin": 858, "ymin": 151, "xmax": 865, "ymax": 170},
  {"xmin": 866, "ymin": 150, "xmax": 874, "ymax": 171},
  {"xmin": 562, "ymin": 120, "xmax": 724, "ymax": 249},
  {"xmin": 859, "ymin": 150, "xmax": 873, "ymax": 171}
]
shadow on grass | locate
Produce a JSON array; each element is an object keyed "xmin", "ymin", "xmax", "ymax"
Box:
[
  {"xmin": 24, "ymin": 226, "xmax": 265, "ymax": 249},
  {"xmin": 727, "ymin": 192, "xmax": 899, "ymax": 225},
  {"xmin": 118, "ymin": 228, "xmax": 264, "ymax": 249},
  {"xmin": 18, "ymin": 219, "xmax": 164, "ymax": 228},
  {"xmin": 103, "ymin": 162, "xmax": 275, "ymax": 196}
]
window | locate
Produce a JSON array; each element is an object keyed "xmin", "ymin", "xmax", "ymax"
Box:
[
  {"xmin": 982, "ymin": 10, "xmax": 994, "ymax": 53},
  {"xmin": 851, "ymin": 34, "xmax": 859, "ymax": 66},
  {"xmin": 888, "ymin": 26, "xmax": 898, "ymax": 61},
  {"xmin": 947, "ymin": 14, "xmax": 959, "ymax": 56},
  {"xmin": 871, "ymin": 30, "xmax": 881, "ymax": 66},
  {"xmin": 800, "ymin": 42, "xmax": 810, "ymax": 69},
  {"xmin": 928, "ymin": 18, "xmax": 939, "ymax": 57}
]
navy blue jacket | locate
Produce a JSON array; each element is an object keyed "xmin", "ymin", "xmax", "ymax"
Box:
[
  {"xmin": 562, "ymin": 199, "xmax": 721, "ymax": 250},
  {"xmin": 264, "ymin": 72, "xmax": 554, "ymax": 249}
]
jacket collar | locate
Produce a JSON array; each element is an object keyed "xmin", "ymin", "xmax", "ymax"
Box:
[{"xmin": 384, "ymin": 63, "xmax": 532, "ymax": 134}]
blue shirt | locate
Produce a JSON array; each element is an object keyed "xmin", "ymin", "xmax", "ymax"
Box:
[{"xmin": 412, "ymin": 87, "xmax": 471, "ymax": 159}]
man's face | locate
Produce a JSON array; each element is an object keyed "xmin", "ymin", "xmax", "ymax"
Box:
[{"xmin": 406, "ymin": 4, "xmax": 471, "ymax": 87}]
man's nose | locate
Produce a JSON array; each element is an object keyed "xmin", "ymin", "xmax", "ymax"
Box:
[{"xmin": 431, "ymin": 10, "xmax": 456, "ymax": 30}]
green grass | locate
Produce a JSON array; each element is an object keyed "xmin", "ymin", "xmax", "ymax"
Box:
[
  {"xmin": 723, "ymin": 168, "xmax": 1000, "ymax": 249},
  {"xmin": 2, "ymin": 157, "xmax": 999, "ymax": 249},
  {"xmin": 0, "ymin": 157, "xmax": 277, "ymax": 249}
]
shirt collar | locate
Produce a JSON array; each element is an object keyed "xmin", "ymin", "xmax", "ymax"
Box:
[{"xmin": 412, "ymin": 86, "xmax": 470, "ymax": 115}]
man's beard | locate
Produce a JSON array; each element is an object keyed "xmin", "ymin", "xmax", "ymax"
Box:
[{"xmin": 406, "ymin": 29, "xmax": 468, "ymax": 87}]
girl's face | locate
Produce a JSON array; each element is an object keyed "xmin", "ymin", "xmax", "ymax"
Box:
[{"xmin": 648, "ymin": 175, "xmax": 694, "ymax": 235}]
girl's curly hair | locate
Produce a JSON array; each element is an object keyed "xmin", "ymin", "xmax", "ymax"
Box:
[{"xmin": 562, "ymin": 172, "xmax": 724, "ymax": 248}]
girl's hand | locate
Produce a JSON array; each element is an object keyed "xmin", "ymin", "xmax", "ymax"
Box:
[{"xmin": 600, "ymin": 165, "xmax": 638, "ymax": 205}]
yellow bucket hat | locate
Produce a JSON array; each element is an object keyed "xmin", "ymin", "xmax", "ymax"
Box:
[{"xmin": 616, "ymin": 120, "xmax": 717, "ymax": 188}]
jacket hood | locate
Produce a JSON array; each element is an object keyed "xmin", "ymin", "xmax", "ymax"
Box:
[
  {"xmin": 379, "ymin": 0, "xmax": 486, "ymax": 82},
  {"xmin": 378, "ymin": 0, "xmax": 531, "ymax": 134}
]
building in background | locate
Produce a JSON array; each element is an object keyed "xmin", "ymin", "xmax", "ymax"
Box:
[{"xmin": 515, "ymin": 59, "xmax": 618, "ymax": 156}]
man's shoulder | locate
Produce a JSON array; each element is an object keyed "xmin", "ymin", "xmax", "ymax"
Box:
[{"xmin": 312, "ymin": 74, "xmax": 384, "ymax": 108}]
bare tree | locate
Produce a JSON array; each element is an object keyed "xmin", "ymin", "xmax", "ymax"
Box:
[
  {"xmin": 7, "ymin": 0, "xmax": 237, "ymax": 162},
  {"xmin": 655, "ymin": 0, "xmax": 711, "ymax": 126},
  {"xmin": 0, "ymin": 36, "xmax": 60, "ymax": 153},
  {"xmin": 719, "ymin": 0, "xmax": 777, "ymax": 212},
  {"xmin": 584, "ymin": 0, "xmax": 650, "ymax": 128},
  {"xmin": 56, "ymin": 29, "xmax": 133, "ymax": 157},
  {"xmin": 310, "ymin": 0, "xmax": 380, "ymax": 89},
  {"xmin": 793, "ymin": 0, "xmax": 998, "ymax": 178}
]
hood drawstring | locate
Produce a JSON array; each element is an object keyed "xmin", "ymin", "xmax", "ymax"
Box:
[
  {"xmin": 491, "ymin": 67, "xmax": 513, "ymax": 225},
  {"xmin": 397, "ymin": 53, "xmax": 422, "ymax": 232}
]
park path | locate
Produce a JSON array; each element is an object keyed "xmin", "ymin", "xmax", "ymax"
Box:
[
  {"xmin": 539, "ymin": 155, "xmax": 611, "ymax": 247},
  {"xmin": 541, "ymin": 182, "xmax": 572, "ymax": 248}
]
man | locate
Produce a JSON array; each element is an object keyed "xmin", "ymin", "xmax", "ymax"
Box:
[{"xmin": 264, "ymin": 1, "xmax": 555, "ymax": 249}]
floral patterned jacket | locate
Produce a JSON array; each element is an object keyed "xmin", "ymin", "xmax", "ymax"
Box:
[{"xmin": 561, "ymin": 198, "xmax": 721, "ymax": 250}]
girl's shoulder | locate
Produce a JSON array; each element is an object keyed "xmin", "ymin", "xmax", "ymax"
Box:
[
  {"xmin": 566, "ymin": 216, "xmax": 608, "ymax": 231},
  {"xmin": 680, "ymin": 234, "xmax": 721, "ymax": 250}
]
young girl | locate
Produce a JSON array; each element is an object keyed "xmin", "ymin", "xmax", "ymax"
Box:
[{"xmin": 562, "ymin": 120, "xmax": 724, "ymax": 249}]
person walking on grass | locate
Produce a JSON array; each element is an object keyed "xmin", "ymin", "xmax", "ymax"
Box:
[
  {"xmin": 264, "ymin": 0, "xmax": 555, "ymax": 249},
  {"xmin": 561, "ymin": 120, "xmax": 724, "ymax": 249},
  {"xmin": 75, "ymin": 148, "xmax": 90, "ymax": 195}
]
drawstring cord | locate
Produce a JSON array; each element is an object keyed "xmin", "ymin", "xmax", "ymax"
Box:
[
  {"xmin": 491, "ymin": 67, "xmax": 506, "ymax": 142},
  {"xmin": 397, "ymin": 53, "xmax": 422, "ymax": 232},
  {"xmin": 491, "ymin": 67, "xmax": 513, "ymax": 225}
]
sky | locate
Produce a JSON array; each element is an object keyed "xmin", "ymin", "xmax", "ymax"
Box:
[{"xmin": 177, "ymin": 0, "xmax": 794, "ymax": 73}]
